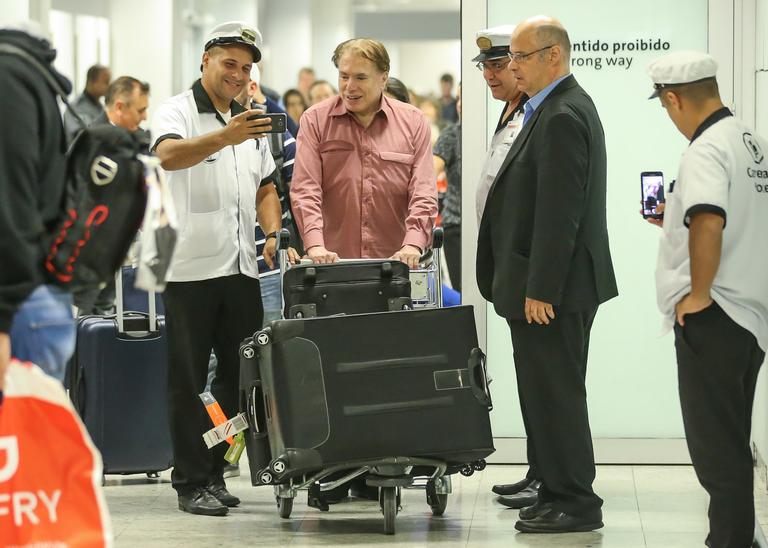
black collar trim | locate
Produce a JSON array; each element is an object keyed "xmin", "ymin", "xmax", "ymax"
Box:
[
  {"xmin": 192, "ymin": 79, "xmax": 246, "ymax": 124},
  {"xmin": 691, "ymin": 107, "xmax": 732, "ymax": 143},
  {"xmin": 496, "ymin": 94, "xmax": 528, "ymax": 133}
]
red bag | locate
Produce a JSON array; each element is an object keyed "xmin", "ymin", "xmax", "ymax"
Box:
[{"xmin": 0, "ymin": 360, "xmax": 112, "ymax": 547}]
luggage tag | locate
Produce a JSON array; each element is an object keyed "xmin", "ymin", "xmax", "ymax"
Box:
[
  {"xmin": 410, "ymin": 272, "xmax": 430, "ymax": 301},
  {"xmin": 203, "ymin": 413, "xmax": 249, "ymax": 449},
  {"xmin": 224, "ymin": 432, "xmax": 246, "ymax": 464},
  {"xmin": 199, "ymin": 391, "xmax": 234, "ymax": 445}
]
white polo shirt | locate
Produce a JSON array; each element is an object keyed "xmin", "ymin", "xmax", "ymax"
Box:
[
  {"xmin": 656, "ymin": 108, "xmax": 768, "ymax": 351},
  {"xmin": 151, "ymin": 80, "xmax": 276, "ymax": 282}
]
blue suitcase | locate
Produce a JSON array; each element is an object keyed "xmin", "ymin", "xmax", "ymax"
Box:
[{"xmin": 66, "ymin": 271, "xmax": 173, "ymax": 476}]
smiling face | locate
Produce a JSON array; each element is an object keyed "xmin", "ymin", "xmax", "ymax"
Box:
[
  {"xmin": 337, "ymin": 52, "xmax": 388, "ymax": 120},
  {"xmin": 201, "ymin": 44, "xmax": 254, "ymax": 109},
  {"xmin": 481, "ymin": 56, "xmax": 521, "ymax": 102}
]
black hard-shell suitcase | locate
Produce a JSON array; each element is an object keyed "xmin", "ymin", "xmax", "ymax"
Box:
[
  {"xmin": 282, "ymin": 260, "xmax": 412, "ymax": 318},
  {"xmin": 66, "ymin": 271, "xmax": 173, "ymax": 476},
  {"xmin": 241, "ymin": 305, "xmax": 494, "ymax": 482}
]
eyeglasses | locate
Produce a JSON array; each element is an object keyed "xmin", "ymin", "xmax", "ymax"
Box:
[
  {"xmin": 475, "ymin": 58, "xmax": 512, "ymax": 73},
  {"xmin": 506, "ymin": 45, "xmax": 555, "ymax": 63}
]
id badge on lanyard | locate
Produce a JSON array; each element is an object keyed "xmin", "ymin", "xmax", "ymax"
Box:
[{"xmin": 502, "ymin": 111, "xmax": 524, "ymax": 145}]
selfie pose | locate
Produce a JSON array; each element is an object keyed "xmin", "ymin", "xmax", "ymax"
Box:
[{"xmin": 150, "ymin": 21, "xmax": 283, "ymax": 517}]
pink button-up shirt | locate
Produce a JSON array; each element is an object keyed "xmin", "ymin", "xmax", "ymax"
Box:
[{"xmin": 291, "ymin": 94, "xmax": 437, "ymax": 259}]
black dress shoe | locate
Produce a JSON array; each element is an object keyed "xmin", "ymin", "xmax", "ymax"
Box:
[
  {"xmin": 492, "ymin": 477, "xmax": 535, "ymax": 496},
  {"xmin": 207, "ymin": 482, "xmax": 240, "ymax": 507},
  {"xmin": 514, "ymin": 508, "xmax": 603, "ymax": 533},
  {"xmin": 497, "ymin": 481, "xmax": 541, "ymax": 509},
  {"xmin": 178, "ymin": 487, "xmax": 228, "ymax": 516},
  {"xmin": 519, "ymin": 501, "xmax": 552, "ymax": 520}
]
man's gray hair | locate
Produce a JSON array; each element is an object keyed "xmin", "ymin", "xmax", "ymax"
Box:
[{"xmin": 105, "ymin": 76, "xmax": 149, "ymax": 107}]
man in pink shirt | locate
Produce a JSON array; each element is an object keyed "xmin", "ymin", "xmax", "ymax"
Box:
[{"xmin": 291, "ymin": 38, "xmax": 437, "ymax": 268}]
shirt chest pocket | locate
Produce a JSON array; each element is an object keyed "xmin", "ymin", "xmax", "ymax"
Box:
[
  {"xmin": 379, "ymin": 151, "xmax": 414, "ymax": 194},
  {"xmin": 319, "ymin": 140, "xmax": 355, "ymax": 181}
]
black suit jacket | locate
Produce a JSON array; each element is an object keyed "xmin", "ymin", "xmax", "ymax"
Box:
[{"xmin": 476, "ymin": 75, "xmax": 618, "ymax": 320}]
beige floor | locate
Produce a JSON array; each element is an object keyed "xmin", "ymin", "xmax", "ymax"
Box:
[{"xmin": 103, "ymin": 462, "xmax": 768, "ymax": 547}]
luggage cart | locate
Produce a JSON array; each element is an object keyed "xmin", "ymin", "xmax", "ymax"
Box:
[{"xmin": 239, "ymin": 228, "xmax": 491, "ymax": 535}]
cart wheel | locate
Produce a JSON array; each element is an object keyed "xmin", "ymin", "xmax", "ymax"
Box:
[
  {"xmin": 380, "ymin": 486, "xmax": 397, "ymax": 535},
  {"xmin": 276, "ymin": 496, "xmax": 293, "ymax": 519},
  {"xmin": 459, "ymin": 465, "xmax": 474, "ymax": 477},
  {"xmin": 472, "ymin": 459, "xmax": 487, "ymax": 472},
  {"xmin": 271, "ymin": 459, "xmax": 286, "ymax": 475},
  {"xmin": 255, "ymin": 331, "xmax": 271, "ymax": 347},
  {"xmin": 146, "ymin": 471, "xmax": 159, "ymax": 479},
  {"xmin": 426, "ymin": 480, "xmax": 448, "ymax": 516}
]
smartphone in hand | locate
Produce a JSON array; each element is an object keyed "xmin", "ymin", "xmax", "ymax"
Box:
[
  {"xmin": 641, "ymin": 171, "xmax": 665, "ymax": 219},
  {"xmin": 246, "ymin": 112, "xmax": 287, "ymax": 134}
]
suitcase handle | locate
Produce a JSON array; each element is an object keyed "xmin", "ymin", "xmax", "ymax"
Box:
[
  {"xmin": 249, "ymin": 382, "xmax": 267, "ymax": 434},
  {"xmin": 469, "ymin": 348, "xmax": 493, "ymax": 410}
]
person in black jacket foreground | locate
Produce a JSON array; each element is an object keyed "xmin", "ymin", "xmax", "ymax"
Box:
[{"xmin": 0, "ymin": 22, "xmax": 75, "ymax": 390}]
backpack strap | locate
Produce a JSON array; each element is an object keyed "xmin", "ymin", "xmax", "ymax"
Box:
[{"xmin": 0, "ymin": 42, "xmax": 86, "ymax": 129}]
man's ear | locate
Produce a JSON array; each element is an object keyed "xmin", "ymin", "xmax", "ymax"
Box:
[
  {"xmin": 550, "ymin": 44, "xmax": 562, "ymax": 64},
  {"xmin": 663, "ymin": 90, "xmax": 682, "ymax": 111}
]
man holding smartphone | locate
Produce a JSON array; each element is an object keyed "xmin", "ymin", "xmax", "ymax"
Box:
[
  {"xmin": 151, "ymin": 21, "xmax": 283, "ymax": 517},
  {"xmin": 647, "ymin": 51, "xmax": 768, "ymax": 548}
]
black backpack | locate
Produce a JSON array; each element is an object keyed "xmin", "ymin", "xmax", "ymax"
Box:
[{"xmin": 0, "ymin": 43, "xmax": 149, "ymax": 292}]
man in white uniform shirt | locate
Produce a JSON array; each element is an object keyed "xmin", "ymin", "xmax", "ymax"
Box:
[
  {"xmin": 472, "ymin": 25, "xmax": 539, "ymax": 508},
  {"xmin": 473, "ymin": 25, "xmax": 528, "ymax": 224},
  {"xmin": 151, "ymin": 21, "xmax": 282, "ymax": 517},
  {"xmin": 647, "ymin": 51, "xmax": 768, "ymax": 548}
]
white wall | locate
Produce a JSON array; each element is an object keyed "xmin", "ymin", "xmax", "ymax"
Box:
[
  {"xmin": 385, "ymin": 40, "xmax": 460, "ymax": 98},
  {"xmin": 310, "ymin": 0, "xmax": 352, "ymax": 85},
  {"xmin": 109, "ymin": 0, "xmax": 173, "ymax": 118},
  {"xmin": 259, "ymin": 0, "xmax": 312, "ymax": 97},
  {"xmin": 3, "ymin": 0, "xmax": 31, "ymax": 21}
]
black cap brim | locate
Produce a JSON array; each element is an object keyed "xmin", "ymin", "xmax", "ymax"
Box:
[
  {"xmin": 205, "ymin": 37, "xmax": 261, "ymax": 63},
  {"xmin": 471, "ymin": 46, "xmax": 510, "ymax": 63}
]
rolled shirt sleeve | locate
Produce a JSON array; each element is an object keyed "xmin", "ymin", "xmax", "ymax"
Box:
[
  {"xmin": 678, "ymin": 141, "xmax": 729, "ymax": 228},
  {"xmin": 150, "ymin": 101, "xmax": 188, "ymax": 152}
]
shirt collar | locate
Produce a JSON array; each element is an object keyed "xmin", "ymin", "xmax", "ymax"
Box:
[
  {"xmin": 690, "ymin": 107, "xmax": 732, "ymax": 143},
  {"xmin": 192, "ymin": 79, "xmax": 246, "ymax": 124},
  {"xmin": 328, "ymin": 92, "xmax": 390, "ymax": 121},
  {"xmin": 525, "ymin": 73, "xmax": 571, "ymax": 115}
]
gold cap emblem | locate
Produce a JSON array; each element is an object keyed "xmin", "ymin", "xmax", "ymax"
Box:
[
  {"xmin": 476, "ymin": 36, "xmax": 492, "ymax": 50},
  {"xmin": 240, "ymin": 27, "xmax": 256, "ymax": 44}
]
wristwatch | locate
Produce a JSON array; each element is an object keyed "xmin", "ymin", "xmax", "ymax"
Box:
[{"xmin": 265, "ymin": 231, "xmax": 278, "ymax": 240}]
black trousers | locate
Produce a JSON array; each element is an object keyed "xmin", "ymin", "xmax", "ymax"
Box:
[
  {"xmin": 163, "ymin": 274, "xmax": 263, "ymax": 495},
  {"xmin": 442, "ymin": 224, "xmax": 461, "ymax": 293},
  {"xmin": 508, "ymin": 307, "xmax": 602, "ymax": 516},
  {"xmin": 675, "ymin": 302, "xmax": 765, "ymax": 548}
]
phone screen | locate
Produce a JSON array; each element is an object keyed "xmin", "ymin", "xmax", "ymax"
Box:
[{"xmin": 641, "ymin": 172, "xmax": 664, "ymax": 218}]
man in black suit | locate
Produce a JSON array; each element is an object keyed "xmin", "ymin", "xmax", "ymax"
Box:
[{"xmin": 476, "ymin": 16, "xmax": 618, "ymax": 533}]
